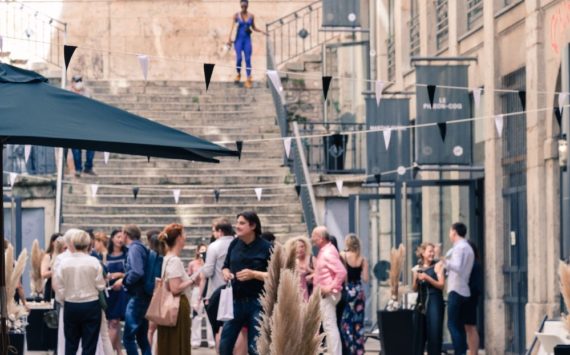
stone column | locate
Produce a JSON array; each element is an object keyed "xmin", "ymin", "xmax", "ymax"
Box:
[
  {"xmin": 483, "ymin": 0, "xmax": 506, "ymax": 353},
  {"xmin": 524, "ymin": 0, "xmax": 561, "ymax": 347}
]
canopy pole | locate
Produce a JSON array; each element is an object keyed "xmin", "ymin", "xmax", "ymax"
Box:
[
  {"xmin": 54, "ymin": 27, "xmax": 68, "ymax": 233},
  {"xmin": 1, "ymin": 142, "xmax": 8, "ymax": 353}
]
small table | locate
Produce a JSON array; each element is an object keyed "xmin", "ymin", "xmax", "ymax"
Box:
[{"xmin": 25, "ymin": 302, "xmax": 58, "ymax": 351}]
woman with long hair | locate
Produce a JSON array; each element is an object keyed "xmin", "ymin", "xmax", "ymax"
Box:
[
  {"xmin": 412, "ymin": 242, "xmax": 445, "ymax": 355},
  {"xmin": 93, "ymin": 232, "xmax": 109, "ymax": 264},
  {"xmin": 285, "ymin": 236, "xmax": 314, "ymax": 301},
  {"xmin": 220, "ymin": 211, "xmax": 271, "ymax": 355},
  {"xmin": 156, "ymin": 223, "xmax": 194, "ymax": 355},
  {"xmin": 339, "ymin": 234, "xmax": 369, "ymax": 355},
  {"xmin": 106, "ymin": 230, "xmax": 129, "ymax": 354},
  {"xmin": 187, "ymin": 243, "xmax": 215, "ymax": 349},
  {"xmin": 40, "ymin": 233, "xmax": 62, "ymax": 301},
  {"xmin": 227, "ymin": 0, "xmax": 267, "ymax": 88}
]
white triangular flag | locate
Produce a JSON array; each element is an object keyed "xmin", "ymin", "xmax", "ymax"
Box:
[
  {"xmin": 375, "ymin": 80, "xmax": 384, "ymax": 106},
  {"xmin": 24, "ymin": 145, "xmax": 31, "ymax": 163},
  {"xmin": 559, "ymin": 92, "xmax": 568, "ymax": 111},
  {"xmin": 335, "ymin": 180, "xmax": 343, "ymax": 194},
  {"xmin": 9, "ymin": 173, "xmax": 17, "ymax": 187},
  {"xmin": 173, "ymin": 189, "xmax": 181, "ymax": 204},
  {"xmin": 254, "ymin": 187, "xmax": 263, "ymax": 201},
  {"xmin": 383, "ymin": 128, "xmax": 392, "ymax": 150},
  {"xmin": 0, "ymin": 36, "xmax": 3, "ymax": 52},
  {"xmin": 495, "ymin": 114, "xmax": 504, "ymax": 137},
  {"xmin": 90, "ymin": 184, "xmax": 98, "ymax": 198},
  {"xmin": 473, "ymin": 88, "xmax": 482, "ymax": 110},
  {"xmin": 138, "ymin": 54, "xmax": 149, "ymax": 81},
  {"xmin": 283, "ymin": 137, "xmax": 292, "ymax": 158},
  {"xmin": 104, "ymin": 152, "xmax": 110, "ymax": 165},
  {"xmin": 267, "ymin": 70, "xmax": 285, "ymax": 101}
]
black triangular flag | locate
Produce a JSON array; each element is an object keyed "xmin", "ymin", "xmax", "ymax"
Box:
[
  {"xmin": 204, "ymin": 63, "xmax": 215, "ymax": 91},
  {"xmin": 412, "ymin": 166, "xmax": 420, "ymax": 179},
  {"xmin": 322, "ymin": 76, "xmax": 333, "ymax": 101},
  {"xmin": 147, "ymin": 156, "xmax": 151, "ymax": 163},
  {"xmin": 427, "ymin": 85, "xmax": 436, "ymax": 108},
  {"xmin": 437, "ymin": 122, "xmax": 447, "ymax": 142},
  {"xmin": 236, "ymin": 140, "xmax": 243, "ymax": 160},
  {"xmin": 518, "ymin": 90, "xmax": 526, "ymax": 111},
  {"xmin": 374, "ymin": 174, "xmax": 381, "ymax": 184},
  {"xmin": 295, "ymin": 185, "xmax": 301, "ymax": 197},
  {"xmin": 64, "ymin": 45, "xmax": 77, "ymax": 70},
  {"xmin": 555, "ymin": 107, "xmax": 563, "ymax": 128},
  {"xmin": 213, "ymin": 189, "xmax": 220, "ymax": 202},
  {"xmin": 132, "ymin": 187, "xmax": 139, "ymax": 200}
]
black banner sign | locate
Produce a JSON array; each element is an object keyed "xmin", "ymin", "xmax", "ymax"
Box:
[
  {"xmin": 366, "ymin": 97, "xmax": 411, "ymax": 181},
  {"xmin": 415, "ymin": 65, "xmax": 472, "ymax": 165}
]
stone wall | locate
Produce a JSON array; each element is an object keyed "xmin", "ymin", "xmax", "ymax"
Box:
[{"xmin": 30, "ymin": 0, "xmax": 312, "ymax": 80}]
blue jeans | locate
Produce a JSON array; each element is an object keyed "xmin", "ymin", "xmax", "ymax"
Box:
[
  {"xmin": 72, "ymin": 149, "xmax": 94, "ymax": 172},
  {"xmin": 123, "ymin": 296, "xmax": 151, "ymax": 355},
  {"xmin": 447, "ymin": 291, "xmax": 468, "ymax": 355},
  {"xmin": 219, "ymin": 298, "xmax": 261, "ymax": 355}
]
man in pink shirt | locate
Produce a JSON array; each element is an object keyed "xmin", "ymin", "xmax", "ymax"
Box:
[{"xmin": 311, "ymin": 226, "xmax": 347, "ymax": 355}]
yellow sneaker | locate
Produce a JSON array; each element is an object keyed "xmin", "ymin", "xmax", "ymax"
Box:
[
  {"xmin": 234, "ymin": 74, "xmax": 241, "ymax": 83},
  {"xmin": 244, "ymin": 77, "xmax": 253, "ymax": 88}
]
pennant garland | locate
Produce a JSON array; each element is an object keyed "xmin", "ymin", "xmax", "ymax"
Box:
[
  {"xmin": 495, "ymin": 114, "xmax": 504, "ymax": 137},
  {"xmin": 132, "ymin": 187, "xmax": 139, "ymax": 200},
  {"xmin": 137, "ymin": 54, "xmax": 149, "ymax": 81},
  {"xmin": 559, "ymin": 92, "xmax": 568, "ymax": 113},
  {"xmin": 147, "ymin": 156, "xmax": 151, "ymax": 163},
  {"xmin": 236, "ymin": 141, "xmax": 243, "ymax": 160},
  {"xmin": 90, "ymin": 184, "xmax": 98, "ymax": 198},
  {"xmin": 383, "ymin": 128, "xmax": 392, "ymax": 151},
  {"xmin": 64, "ymin": 45, "xmax": 77, "ymax": 70},
  {"xmin": 204, "ymin": 63, "xmax": 215, "ymax": 91},
  {"xmin": 555, "ymin": 107, "xmax": 563, "ymax": 129},
  {"xmin": 0, "ymin": 36, "xmax": 3, "ymax": 53},
  {"xmin": 437, "ymin": 122, "xmax": 447, "ymax": 142},
  {"xmin": 104, "ymin": 152, "xmax": 110, "ymax": 165},
  {"xmin": 518, "ymin": 90, "xmax": 526, "ymax": 111},
  {"xmin": 374, "ymin": 174, "xmax": 381, "ymax": 185},
  {"xmin": 254, "ymin": 187, "xmax": 263, "ymax": 201},
  {"xmin": 473, "ymin": 88, "xmax": 482, "ymax": 111},
  {"xmin": 173, "ymin": 189, "xmax": 181, "ymax": 204},
  {"xmin": 375, "ymin": 80, "xmax": 384, "ymax": 106},
  {"xmin": 427, "ymin": 85, "xmax": 436, "ymax": 108},
  {"xmin": 213, "ymin": 189, "xmax": 220, "ymax": 203},
  {"xmin": 267, "ymin": 70, "xmax": 285, "ymax": 101},
  {"xmin": 9, "ymin": 172, "xmax": 17, "ymax": 188},
  {"xmin": 322, "ymin": 76, "xmax": 333, "ymax": 101},
  {"xmin": 283, "ymin": 137, "xmax": 292, "ymax": 159},
  {"xmin": 335, "ymin": 180, "xmax": 343, "ymax": 194},
  {"xmin": 24, "ymin": 145, "xmax": 31, "ymax": 163},
  {"xmin": 295, "ymin": 185, "xmax": 301, "ymax": 197}
]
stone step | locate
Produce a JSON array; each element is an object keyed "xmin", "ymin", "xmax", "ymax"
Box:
[
  {"xmin": 87, "ymin": 80, "xmax": 269, "ymax": 89},
  {"xmin": 88, "ymin": 157, "xmax": 286, "ymax": 168},
  {"xmin": 131, "ymin": 111, "xmax": 277, "ymax": 123},
  {"xmin": 64, "ymin": 174, "xmax": 290, "ymax": 185},
  {"xmin": 109, "ymin": 102, "xmax": 270, "ymax": 112},
  {"xmin": 84, "ymin": 166, "xmax": 290, "ymax": 175},
  {"xmin": 63, "ymin": 193, "xmax": 299, "ymax": 205},
  {"xmin": 93, "ymin": 95, "xmax": 272, "ymax": 105},
  {"xmin": 63, "ymin": 203, "xmax": 301, "ymax": 214},
  {"xmin": 63, "ymin": 185, "xmax": 297, "ymax": 196},
  {"xmin": 90, "ymin": 85, "xmax": 269, "ymax": 96}
]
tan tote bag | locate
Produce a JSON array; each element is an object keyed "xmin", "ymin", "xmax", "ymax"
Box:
[{"xmin": 145, "ymin": 256, "xmax": 180, "ymax": 326}]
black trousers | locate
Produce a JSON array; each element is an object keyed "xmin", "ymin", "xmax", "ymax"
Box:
[
  {"xmin": 64, "ymin": 300, "xmax": 101, "ymax": 355},
  {"xmin": 424, "ymin": 293, "xmax": 445, "ymax": 355}
]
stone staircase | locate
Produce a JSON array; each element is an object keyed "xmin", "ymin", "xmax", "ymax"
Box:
[{"xmin": 61, "ymin": 80, "xmax": 306, "ymax": 257}]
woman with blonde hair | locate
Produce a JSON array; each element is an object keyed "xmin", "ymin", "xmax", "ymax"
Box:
[
  {"xmin": 285, "ymin": 236, "xmax": 314, "ymax": 301},
  {"xmin": 412, "ymin": 242, "xmax": 445, "ymax": 355},
  {"xmin": 40, "ymin": 233, "xmax": 62, "ymax": 301},
  {"xmin": 156, "ymin": 223, "xmax": 194, "ymax": 355},
  {"xmin": 339, "ymin": 234, "xmax": 369, "ymax": 355}
]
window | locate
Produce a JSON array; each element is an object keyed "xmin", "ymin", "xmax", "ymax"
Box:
[
  {"xmin": 387, "ymin": 0, "xmax": 396, "ymax": 80},
  {"xmin": 435, "ymin": 0, "xmax": 448, "ymax": 50},
  {"xmin": 409, "ymin": 0, "xmax": 420, "ymax": 58},
  {"xmin": 466, "ymin": 0, "xmax": 483, "ymax": 31}
]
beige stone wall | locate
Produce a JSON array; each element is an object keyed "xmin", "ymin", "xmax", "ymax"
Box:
[{"xmin": 29, "ymin": 0, "xmax": 312, "ymax": 80}]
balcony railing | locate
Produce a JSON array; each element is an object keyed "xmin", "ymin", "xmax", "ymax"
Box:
[
  {"xmin": 435, "ymin": 0, "xmax": 449, "ymax": 50},
  {"xmin": 0, "ymin": 0, "xmax": 66, "ymax": 68}
]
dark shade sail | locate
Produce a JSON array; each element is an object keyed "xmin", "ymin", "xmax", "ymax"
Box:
[{"xmin": 0, "ymin": 64, "xmax": 238, "ymax": 162}]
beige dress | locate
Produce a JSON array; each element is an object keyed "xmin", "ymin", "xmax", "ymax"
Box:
[{"xmin": 157, "ymin": 255, "xmax": 191, "ymax": 355}]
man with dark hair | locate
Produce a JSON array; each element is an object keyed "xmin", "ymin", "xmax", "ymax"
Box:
[
  {"xmin": 438, "ymin": 222, "xmax": 474, "ymax": 355},
  {"xmin": 114, "ymin": 224, "xmax": 151, "ymax": 355}
]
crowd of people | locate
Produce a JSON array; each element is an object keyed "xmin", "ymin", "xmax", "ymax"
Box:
[{"xmin": 16, "ymin": 214, "xmax": 482, "ymax": 355}]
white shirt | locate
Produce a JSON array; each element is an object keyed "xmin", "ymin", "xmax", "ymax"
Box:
[
  {"xmin": 445, "ymin": 238, "xmax": 474, "ymax": 297},
  {"xmin": 162, "ymin": 255, "xmax": 193, "ymax": 301},
  {"xmin": 54, "ymin": 252, "xmax": 105, "ymax": 303},
  {"xmin": 200, "ymin": 235, "xmax": 234, "ymax": 299}
]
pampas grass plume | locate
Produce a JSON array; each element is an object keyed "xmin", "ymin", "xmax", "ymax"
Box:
[
  {"xmin": 30, "ymin": 239, "xmax": 44, "ymax": 295},
  {"xmin": 559, "ymin": 261, "xmax": 570, "ymax": 332},
  {"xmin": 270, "ymin": 269, "xmax": 303, "ymax": 355},
  {"xmin": 389, "ymin": 244, "xmax": 406, "ymax": 299},
  {"xmin": 5, "ymin": 244, "xmax": 28, "ymax": 320},
  {"xmin": 299, "ymin": 289, "xmax": 324, "ymax": 355}
]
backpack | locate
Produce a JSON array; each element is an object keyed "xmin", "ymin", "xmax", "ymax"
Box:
[{"xmin": 144, "ymin": 249, "xmax": 163, "ymax": 296}]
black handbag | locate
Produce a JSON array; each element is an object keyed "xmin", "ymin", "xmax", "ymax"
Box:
[{"xmin": 43, "ymin": 309, "xmax": 58, "ymax": 329}]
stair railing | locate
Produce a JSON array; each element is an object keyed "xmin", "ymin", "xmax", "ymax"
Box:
[
  {"xmin": 265, "ymin": 0, "xmax": 336, "ymax": 68},
  {"xmin": 0, "ymin": 0, "xmax": 67, "ymax": 68}
]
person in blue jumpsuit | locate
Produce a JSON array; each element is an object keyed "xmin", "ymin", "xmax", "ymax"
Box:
[{"xmin": 227, "ymin": 0, "xmax": 267, "ymax": 88}]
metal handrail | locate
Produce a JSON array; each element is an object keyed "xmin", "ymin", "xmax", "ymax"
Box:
[{"xmin": 525, "ymin": 315, "xmax": 548, "ymax": 355}]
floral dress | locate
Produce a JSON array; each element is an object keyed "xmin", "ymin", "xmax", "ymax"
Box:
[{"xmin": 340, "ymin": 261, "xmax": 366, "ymax": 355}]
